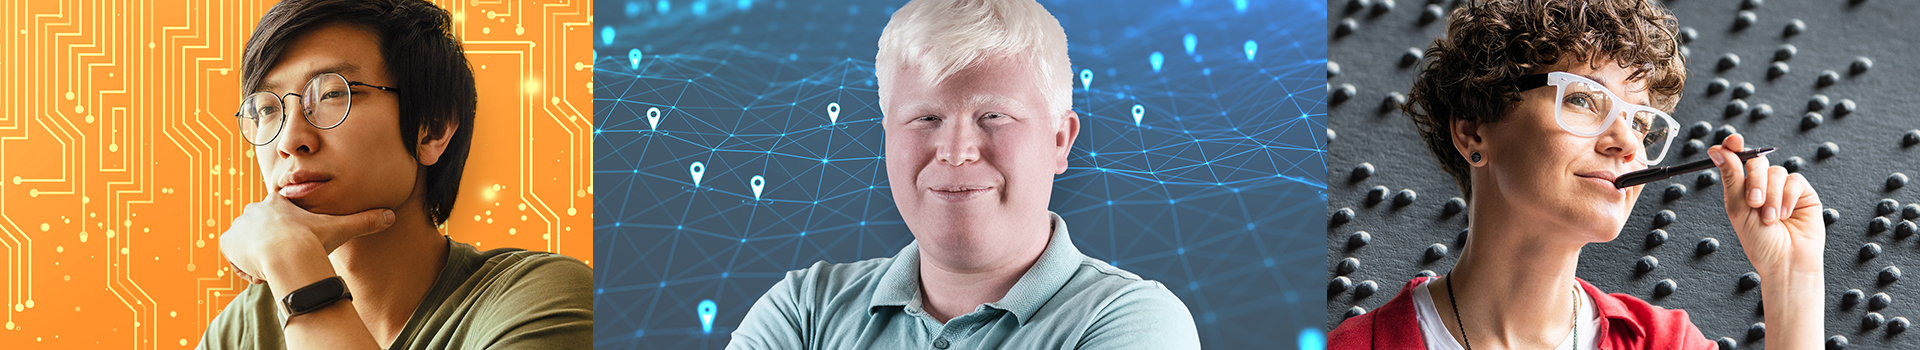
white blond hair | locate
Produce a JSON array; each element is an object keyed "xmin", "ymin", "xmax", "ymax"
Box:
[{"xmin": 875, "ymin": 0, "xmax": 1073, "ymax": 116}]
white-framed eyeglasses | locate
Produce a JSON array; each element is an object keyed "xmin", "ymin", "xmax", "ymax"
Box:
[{"xmin": 1513, "ymin": 71, "xmax": 1680, "ymax": 165}]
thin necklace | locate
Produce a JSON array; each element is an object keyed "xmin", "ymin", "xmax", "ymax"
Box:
[{"xmin": 1446, "ymin": 273, "xmax": 1579, "ymax": 350}]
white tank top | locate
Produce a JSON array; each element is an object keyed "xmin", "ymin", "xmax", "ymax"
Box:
[{"xmin": 1410, "ymin": 278, "xmax": 1599, "ymax": 350}]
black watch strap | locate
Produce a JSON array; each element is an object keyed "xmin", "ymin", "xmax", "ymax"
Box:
[{"xmin": 281, "ymin": 276, "xmax": 352, "ymax": 320}]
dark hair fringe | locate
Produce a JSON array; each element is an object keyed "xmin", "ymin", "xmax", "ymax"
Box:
[{"xmin": 242, "ymin": 0, "xmax": 477, "ymax": 226}]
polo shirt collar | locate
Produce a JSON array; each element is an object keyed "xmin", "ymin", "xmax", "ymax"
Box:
[{"xmin": 868, "ymin": 212, "xmax": 1080, "ymax": 326}]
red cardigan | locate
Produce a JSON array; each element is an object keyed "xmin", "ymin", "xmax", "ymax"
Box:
[{"xmin": 1329, "ymin": 277, "xmax": 1714, "ymax": 350}]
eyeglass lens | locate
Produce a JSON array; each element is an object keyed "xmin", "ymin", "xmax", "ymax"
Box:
[
  {"xmin": 1556, "ymin": 79, "xmax": 1673, "ymax": 162},
  {"xmin": 237, "ymin": 73, "xmax": 353, "ymax": 145}
]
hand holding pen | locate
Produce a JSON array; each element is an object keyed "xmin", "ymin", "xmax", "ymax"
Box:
[{"xmin": 1614, "ymin": 148, "xmax": 1775, "ymax": 189}]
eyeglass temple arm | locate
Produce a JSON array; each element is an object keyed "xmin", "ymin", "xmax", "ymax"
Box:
[
  {"xmin": 1512, "ymin": 74, "xmax": 1550, "ymax": 91},
  {"xmin": 348, "ymin": 81, "xmax": 400, "ymax": 92}
]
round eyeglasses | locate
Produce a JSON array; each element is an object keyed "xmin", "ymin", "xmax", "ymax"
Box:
[
  {"xmin": 1513, "ymin": 72, "xmax": 1680, "ymax": 165},
  {"xmin": 234, "ymin": 72, "xmax": 399, "ymax": 146}
]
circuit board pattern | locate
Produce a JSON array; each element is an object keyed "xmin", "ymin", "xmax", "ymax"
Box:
[{"xmin": 0, "ymin": 0, "xmax": 592, "ymax": 347}]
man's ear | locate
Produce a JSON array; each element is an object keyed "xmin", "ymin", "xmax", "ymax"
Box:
[
  {"xmin": 1053, "ymin": 110, "xmax": 1080, "ymax": 175},
  {"xmin": 416, "ymin": 116, "xmax": 459, "ymax": 167},
  {"xmin": 1450, "ymin": 116, "xmax": 1485, "ymax": 167}
]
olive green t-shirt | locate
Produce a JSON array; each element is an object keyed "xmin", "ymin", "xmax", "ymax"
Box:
[{"xmin": 198, "ymin": 238, "xmax": 592, "ymax": 350}]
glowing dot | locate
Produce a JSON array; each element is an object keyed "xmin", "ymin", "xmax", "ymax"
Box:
[
  {"xmin": 40, "ymin": 223, "xmax": 49, "ymax": 231},
  {"xmin": 1299, "ymin": 328, "xmax": 1326, "ymax": 350},
  {"xmin": 523, "ymin": 79, "xmax": 541, "ymax": 95}
]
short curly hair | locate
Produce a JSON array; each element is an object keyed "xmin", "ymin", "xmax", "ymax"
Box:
[{"xmin": 1403, "ymin": 0, "xmax": 1685, "ymax": 200}]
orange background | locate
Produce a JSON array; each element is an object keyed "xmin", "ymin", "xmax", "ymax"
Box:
[{"xmin": 0, "ymin": 0, "xmax": 593, "ymax": 348}]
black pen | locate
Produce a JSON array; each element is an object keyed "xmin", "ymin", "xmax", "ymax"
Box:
[{"xmin": 1613, "ymin": 148, "xmax": 1776, "ymax": 189}]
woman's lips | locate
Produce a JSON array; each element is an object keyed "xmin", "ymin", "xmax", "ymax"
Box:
[
  {"xmin": 1576, "ymin": 174, "xmax": 1629, "ymax": 196},
  {"xmin": 279, "ymin": 180, "xmax": 329, "ymax": 199}
]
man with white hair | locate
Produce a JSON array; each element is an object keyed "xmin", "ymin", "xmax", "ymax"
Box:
[{"xmin": 726, "ymin": 0, "xmax": 1201, "ymax": 349}]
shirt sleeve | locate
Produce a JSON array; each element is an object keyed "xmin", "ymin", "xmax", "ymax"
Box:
[
  {"xmin": 467, "ymin": 254, "xmax": 594, "ymax": 350},
  {"xmin": 1074, "ymin": 281, "xmax": 1202, "ymax": 350},
  {"xmin": 197, "ymin": 283, "xmax": 284, "ymax": 350},
  {"xmin": 725, "ymin": 272, "xmax": 810, "ymax": 350}
]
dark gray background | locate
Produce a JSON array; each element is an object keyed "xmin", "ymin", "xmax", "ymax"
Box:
[{"xmin": 1327, "ymin": 0, "xmax": 1919, "ymax": 346}]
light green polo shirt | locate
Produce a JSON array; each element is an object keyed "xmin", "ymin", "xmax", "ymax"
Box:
[{"xmin": 727, "ymin": 212, "xmax": 1201, "ymax": 350}]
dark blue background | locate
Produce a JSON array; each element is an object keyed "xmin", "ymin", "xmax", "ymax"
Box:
[{"xmin": 591, "ymin": 0, "xmax": 1328, "ymax": 348}]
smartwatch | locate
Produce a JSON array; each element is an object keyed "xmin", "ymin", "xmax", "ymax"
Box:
[{"xmin": 279, "ymin": 276, "xmax": 352, "ymax": 326}]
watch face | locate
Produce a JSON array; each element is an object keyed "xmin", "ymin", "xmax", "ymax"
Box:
[{"xmin": 287, "ymin": 277, "xmax": 347, "ymax": 314}]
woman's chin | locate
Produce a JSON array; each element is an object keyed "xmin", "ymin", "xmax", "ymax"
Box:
[{"xmin": 1562, "ymin": 204, "xmax": 1632, "ymax": 241}]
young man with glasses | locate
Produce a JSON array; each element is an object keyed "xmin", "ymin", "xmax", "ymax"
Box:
[{"xmin": 197, "ymin": 0, "xmax": 590, "ymax": 349}]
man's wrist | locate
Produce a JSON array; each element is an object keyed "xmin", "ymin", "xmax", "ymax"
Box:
[{"xmin": 261, "ymin": 243, "xmax": 338, "ymax": 301}]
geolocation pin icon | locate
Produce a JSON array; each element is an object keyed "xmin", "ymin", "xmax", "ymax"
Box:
[
  {"xmin": 1150, "ymin": 51, "xmax": 1164, "ymax": 73},
  {"xmin": 689, "ymin": 162, "xmax": 705, "ymax": 187},
  {"xmin": 629, "ymin": 48, "xmax": 643, "ymax": 70},
  {"xmin": 1131, "ymin": 104, "xmax": 1145, "ymax": 126},
  {"xmin": 826, "ymin": 102, "xmax": 840, "ymax": 124},
  {"xmin": 1244, "ymin": 40, "xmax": 1258, "ymax": 61},
  {"xmin": 1183, "ymin": 33, "xmax": 1198, "ymax": 56},
  {"xmin": 1079, "ymin": 69, "xmax": 1093, "ymax": 90},
  {"xmin": 647, "ymin": 107, "xmax": 662, "ymax": 130},
  {"xmin": 697, "ymin": 300, "xmax": 717, "ymax": 334},
  {"xmin": 750, "ymin": 175, "xmax": 765, "ymax": 200}
]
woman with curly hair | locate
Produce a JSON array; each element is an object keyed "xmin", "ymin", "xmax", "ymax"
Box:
[{"xmin": 1328, "ymin": 0, "xmax": 1824, "ymax": 349}]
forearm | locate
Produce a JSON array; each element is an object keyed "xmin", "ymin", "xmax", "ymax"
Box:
[
  {"xmin": 265, "ymin": 249, "xmax": 380, "ymax": 350},
  {"xmin": 1759, "ymin": 267, "xmax": 1823, "ymax": 349}
]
